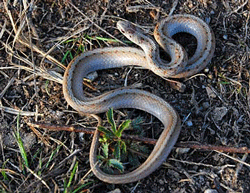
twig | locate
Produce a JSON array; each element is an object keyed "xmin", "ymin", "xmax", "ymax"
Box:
[
  {"xmin": 28, "ymin": 122, "xmax": 250, "ymax": 154},
  {"xmin": 57, "ymin": 149, "xmax": 82, "ymax": 167},
  {"xmin": 83, "ymin": 81, "xmax": 98, "ymax": 91},
  {"xmin": 0, "ymin": 19, "xmax": 7, "ymax": 39},
  {"xmin": 25, "ymin": 165, "xmax": 51, "ymax": 191},
  {"xmin": 168, "ymin": 158, "xmax": 235, "ymax": 169},
  {"xmin": 3, "ymin": 0, "xmax": 17, "ymax": 33},
  {"xmin": 0, "ymin": 106, "xmax": 43, "ymax": 117},
  {"xmin": 28, "ymin": 122, "xmax": 155, "ymax": 144},
  {"xmin": 177, "ymin": 142, "xmax": 250, "ymax": 154},
  {"xmin": 233, "ymin": 153, "xmax": 248, "ymax": 185},
  {"xmin": 0, "ymin": 168, "xmax": 20, "ymax": 176},
  {"xmin": 28, "ymin": 124, "xmax": 50, "ymax": 146},
  {"xmin": 169, "ymin": 0, "xmax": 178, "ymax": 16},
  {"xmin": 215, "ymin": 151, "xmax": 250, "ymax": 168},
  {"xmin": 0, "ymin": 76, "xmax": 15, "ymax": 99},
  {"xmin": 230, "ymin": 0, "xmax": 249, "ymax": 14},
  {"xmin": 126, "ymin": 5, "xmax": 163, "ymax": 13}
]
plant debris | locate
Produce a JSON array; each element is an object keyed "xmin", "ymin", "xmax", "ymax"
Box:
[{"xmin": 0, "ymin": 0, "xmax": 250, "ymax": 192}]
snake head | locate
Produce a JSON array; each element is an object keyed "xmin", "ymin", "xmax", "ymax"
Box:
[
  {"xmin": 117, "ymin": 20, "xmax": 150, "ymax": 49},
  {"xmin": 117, "ymin": 21, "xmax": 137, "ymax": 35}
]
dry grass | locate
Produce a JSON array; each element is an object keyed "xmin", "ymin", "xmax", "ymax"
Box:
[{"xmin": 0, "ymin": 0, "xmax": 250, "ymax": 192}]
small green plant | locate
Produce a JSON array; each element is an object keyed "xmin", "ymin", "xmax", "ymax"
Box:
[
  {"xmin": 62, "ymin": 38, "xmax": 85, "ymax": 64},
  {"xmin": 64, "ymin": 161, "xmax": 78, "ymax": 193},
  {"xmin": 1, "ymin": 160, "xmax": 9, "ymax": 181},
  {"xmin": 14, "ymin": 113, "xmax": 29, "ymax": 169},
  {"xmin": 97, "ymin": 108, "xmax": 131, "ymax": 173},
  {"xmin": 45, "ymin": 145, "xmax": 62, "ymax": 168},
  {"xmin": 97, "ymin": 109, "xmax": 151, "ymax": 174}
]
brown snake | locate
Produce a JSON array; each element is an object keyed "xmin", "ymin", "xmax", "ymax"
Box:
[{"xmin": 63, "ymin": 14, "xmax": 215, "ymax": 184}]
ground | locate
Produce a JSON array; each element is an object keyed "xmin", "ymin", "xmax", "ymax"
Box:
[{"xmin": 0, "ymin": 0, "xmax": 250, "ymax": 192}]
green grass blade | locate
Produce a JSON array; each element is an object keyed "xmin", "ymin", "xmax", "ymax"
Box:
[
  {"xmin": 97, "ymin": 126, "xmax": 115, "ymax": 139},
  {"xmin": 44, "ymin": 80, "xmax": 51, "ymax": 96},
  {"xmin": 61, "ymin": 50, "xmax": 73, "ymax": 64},
  {"xmin": 108, "ymin": 159, "xmax": 124, "ymax": 172},
  {"xmin": 45, "ymin": 145, "xmax": 62, "ymax": 168},
  {"xmin": 14, "ymin": 113, "xmax": 29, "ymax": 168},
  {"xmin": 113, "ymin": 141, "xmax": 121, "ymax": 160},
  {"xmin": 116, "ymin": 120, "xmax": 131, "ymax": 138},
  {"xmin": 85, "ymin": 35, "xmax": 116, "ymax": 42},
  {"xmin": 121, "ymin": 141, "xmax": 127, "ymax": 154},
  {"xmin": 64, "ymin": 161, "xmax": 78, "ymax": 193},
  {"xmin": 97, "ymin": 155, "xmax": 105, "ymax": 161},
  {"xmin": 85, "ymin": 35, "xmax": 132, "ymax": 44},
  {"xmin": 77, "ymin": 44, "xmax": 85, "ymax": 52},
  {"xmin": 72, "ymin": 182, "xmax": 93, "ymax": 193},
  {"xmin": 1, "ymin": 160, "xmax": 9, "ymax": 181},
  {"xmin": 106, "ymin": 108, "xmax": 116, "ymax": 133},
  {"xmin": 63, "ymin": 37, "xmax": 80, "ymax": 44}
]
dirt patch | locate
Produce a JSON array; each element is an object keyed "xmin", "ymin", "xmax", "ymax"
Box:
[{"xmin": 0, "ymin": 0, "xmax": 250, "ymax": 192}]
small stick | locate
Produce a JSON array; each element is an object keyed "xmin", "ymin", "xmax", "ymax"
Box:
[
  {"xmin": 28, "ymin": 122, "xmax": 156, "ymax": 144},
  {"xmin": 28, "ymin": 122, "xmax": 250, "ymax": 154},
  {"xmin": 0, "ymin": 76, "xmax": 15, "ymax": 99},
  {"xmin": 176, "ymin": 142, "xmax": 250, "ymax": 154},
  {"xmin": 82, "ymin": 81, "xmax": 98, "ymax": 91}
]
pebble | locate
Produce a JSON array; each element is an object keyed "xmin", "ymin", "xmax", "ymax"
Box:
[
  {"xmin": 206, "ymin": 87, "xmax": 216, "ymax": 98},
  {"xmin": 176, "ymin": 148, "xmax": 190, "ymax": 154},
  {"xmin": 205, "ymin": 17, "xmax": 211, "ymax": 24},
  {"xmin": 202, "ymin": 102, "xmax": 210, "ymax": 109},
  {"xmin": 212, "ymin": 107, "xmax": 228, "ymax": 121},
  {"xmin": 186, "ymin": 120, "xmax": 193, "ymax": 127},
  {"xmin": 204, "ymin": 189, "xmax": 218, "ymax": 193},
  {"xmin": 86, "ymin": 71, "xmax": 98, "ymax": 81},
  {"xmin": 107, "ymin": 188, "xmax": 121, "ymax": 193}
]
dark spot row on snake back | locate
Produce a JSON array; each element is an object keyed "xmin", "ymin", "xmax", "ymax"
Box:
[
  {"xmin": 202, "ymin": 47, "xmax": 215, "ymax": 66},
  {"xmin": 120, "ymin": 29, "xmax": 125, "ymax": 33},
  {"xmin": 113, "ymin": 50, "xmax": 120, "ymax": 54},
  {"xmin": 139, "ymin": 37, "xmax": 145, "ymax": 44},
  {"xmin": 126, "ymin": 23, "xmax": 136, "ymax": 34},
  {"xmin": 71, "ymin": 54, "xmax": 95, "ymax": 81}
]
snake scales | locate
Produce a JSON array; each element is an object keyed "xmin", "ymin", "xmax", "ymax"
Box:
[{"xmin": 63, "ymin": 14, "xmax": 215, "ymax": 184}]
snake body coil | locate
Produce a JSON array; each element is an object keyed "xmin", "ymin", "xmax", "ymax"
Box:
[{"xmin": 63, "ymin": 14, "xmax": 215, "ymax": 184}]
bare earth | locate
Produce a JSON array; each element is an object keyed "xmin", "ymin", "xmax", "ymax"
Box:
[{"xmin": 0, "ymin": 0, "xmax": 250, "ymax": 192}]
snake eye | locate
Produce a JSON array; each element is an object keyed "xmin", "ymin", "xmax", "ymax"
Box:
[
  {"xmin": 127, "ymin": 27, "xmax": 136, "ymax": 34},
  {"xmin": 127, "ymin": 29, "xmax": 134, "ymax": 34}
]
